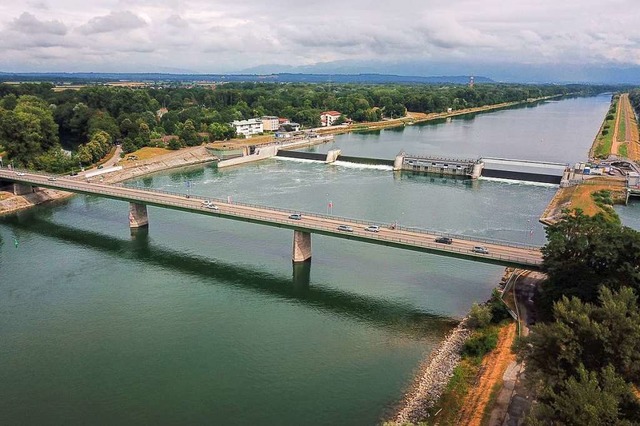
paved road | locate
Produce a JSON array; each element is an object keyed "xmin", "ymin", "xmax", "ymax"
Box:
[{"xmin": 1, "ymin": 169, "xmax": 543, "ymax": 268}]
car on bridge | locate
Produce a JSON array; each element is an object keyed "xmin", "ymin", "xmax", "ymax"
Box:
[
  {"xmin": 337, "ymin": 225, "xmax": 353, "ymax": 232},
  {"xmin": 472, "ymin": 246, "xmax": 489, "ymax": 254},
  {"xmin": 15, "ymin": 172, "xmax": 26, "ymax": 176},
  {"xmin": 364, "ymin": 225, "xmax": 380, "ymax": 232},
  {"xmin": 435, "ymin": 237, "xmax": 453, "ymax": 244},
  {"xmin": 289, "ymin": 213, "xmax": 302, "ymax": 220},
  {"xmin": 206, "ymin": 204, "xmax": 219, "ymax": 210},
  {"xmin": 48, "ymin": 177, "xmax": 57, "ymax": 181}
]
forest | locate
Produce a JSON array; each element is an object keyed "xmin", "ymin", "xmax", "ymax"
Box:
[
  {"xmin": 519, "ymin": 211, "xmax": 640, "ymax": 424},
  {"xmin": 0, "ymin": 82, "xmax": 611, "ymax": 173}
]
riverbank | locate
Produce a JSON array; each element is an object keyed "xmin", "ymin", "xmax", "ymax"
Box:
[
  {"xmin": 317, "ymin": 95, "xmax": 566, "ymax": 138},
  {"xmin": 208, "ymin": 95, "xmax": 567, "ymax": 152},
  {"xmin": 0, "ymin": 146, "xmax": 217, "ymax": 216},
  {"xmin": 388, "ymin": 269, "xmax": 518, "ymax": 425},
  {"xmin": 391, "ymin": 320, "xmax": 473, "ymax": 424}
]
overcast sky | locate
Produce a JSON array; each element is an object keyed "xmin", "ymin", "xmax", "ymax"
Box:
[{"xmin": 0, "ymin": 0, "xmax": 638, "ymax": 80}]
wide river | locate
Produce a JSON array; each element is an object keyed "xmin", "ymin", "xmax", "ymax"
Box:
[{"xmin": 1, "ymin": 94, "xmax": 631, "ymax": 425}]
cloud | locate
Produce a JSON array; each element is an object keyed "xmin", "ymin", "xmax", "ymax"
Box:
[
  {"xmin": 0, "ymin": 0, "xmax": 638, "ymax": 80},
  {"xmin": 9, "ymin": 12, "xmax": 67, "ymax": 35},
  {"xmin": 79, "ymin": 10, "xmax": 147, "ymax": 34}
]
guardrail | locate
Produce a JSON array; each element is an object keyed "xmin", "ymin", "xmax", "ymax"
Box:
[
  {"xmin": 1, "ymin": 169, "xmax": 542, "ymax": 266},
  {"xmin": 115, "ymin": 181, "xmax": 541, "ymax": 250}
]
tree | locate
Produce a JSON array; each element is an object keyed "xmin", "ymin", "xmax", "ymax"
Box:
[
  {"xmin": 521, "ymin": 287, "xmax": 640, "ymax": 387},
  {"xmin": 179, "ymin": 119, "xmax": 199, "ymax": 146},
  {"xmin": 529, "ymin": 365, "xmax": 639, "ymax": 425},
  {"xmin": 167, "ymin": 137, "xmax": 183, "ymax": 150},
  {"xmin": 0, "ymin": 95, "xmax": 59, "ymax": 166},
  {"xmin": 537, "ymin": 210, "xmax": 640, "ymax": 321},
  {"xmin": 87, "ymin": 110, "xmax": 119, "ymax": 142}
]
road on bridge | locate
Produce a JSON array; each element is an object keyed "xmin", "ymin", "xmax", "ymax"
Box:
[{"xmin": 0, "ymin": 169, "xmax": 543, "ymax": 268}]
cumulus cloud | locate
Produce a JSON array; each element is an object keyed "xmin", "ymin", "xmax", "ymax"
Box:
[
  {"xmin": 9, "ymin": 12, "xmax": 67, "ymax": 35},
  {"xmin": 79, "ymin": 10, "xmax": 147, "ymax": 34}
]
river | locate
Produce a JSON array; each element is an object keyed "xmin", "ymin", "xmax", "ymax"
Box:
[{"xmin": 0, "ymin": 94, "xmax": 619, "ymax": 425}]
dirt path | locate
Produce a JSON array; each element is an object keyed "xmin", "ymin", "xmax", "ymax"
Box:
[
  {"xmin": 621, "ymin": 94, "xmax": 640, "ymax": 161},
  {"xmin": 456, "ymin": 323, "xmax": 517, "ymax": 426},
  {"xmin": 611, "ymin": 95, "xmax": 623, "ymax": 156}
]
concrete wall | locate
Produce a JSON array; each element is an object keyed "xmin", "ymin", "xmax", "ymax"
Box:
[{"xmin": 217, "ymin": 145, "xmax": 278, "ymax": 168}]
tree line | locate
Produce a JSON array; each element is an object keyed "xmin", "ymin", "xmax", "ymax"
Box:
[
  {"xmin": 519, "ymin": 210, "xmax": 640, "ymax": 424},
  {"xmin": 0, "ymin": 82, "xmax": 613, "ymax": 173}
]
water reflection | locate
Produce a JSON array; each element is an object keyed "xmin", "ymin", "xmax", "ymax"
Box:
[{"xmin": 2, "ymin": 212, "xmax": 454, "ymax": 336}]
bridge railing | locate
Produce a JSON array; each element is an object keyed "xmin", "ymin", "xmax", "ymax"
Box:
[
  {"xmin": 2, "ymin": 169, "xmax": 541, "ymax": 257},
  {"xmin": 117, "ymin": 182, "xmax": 541, "ymax": 251}
]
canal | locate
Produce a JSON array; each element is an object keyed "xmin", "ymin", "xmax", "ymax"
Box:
[{"xmin": 0, "ymin": 94, "xmax": 618, "ymax": 425}]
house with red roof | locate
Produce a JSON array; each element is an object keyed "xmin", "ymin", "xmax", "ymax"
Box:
[{"xmin": 320, "ymin": 111, "xmax": 342, "ymax": 127}]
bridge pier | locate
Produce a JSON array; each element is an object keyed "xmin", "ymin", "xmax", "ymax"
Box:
[
  {"xmin": 129, "ymin": 203, "xmax": 149, "ymax": 229},
  {"xmin": 13, "ymin": 183, "xmax": 34, "ymax": 195},
  {"xmin": 292, "ymin": 230, "xmax": 312, "ymax": 263}
]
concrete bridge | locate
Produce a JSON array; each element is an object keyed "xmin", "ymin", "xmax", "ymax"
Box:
[{"xmin": 0, "ymin": 169, "xmax": 543, "ymax": 269}]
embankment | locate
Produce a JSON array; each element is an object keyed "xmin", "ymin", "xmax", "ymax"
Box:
[{"xmin": 392, "ymin": 320, "xmax": 472, "ymax": 424}]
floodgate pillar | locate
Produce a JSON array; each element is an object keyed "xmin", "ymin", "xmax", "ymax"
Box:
[
  {"xmin": 292, "ymin": 230, "xmax": 311, "ymax": 263},
  {"xmin": 325, "ymin": 149, "xmax": 341, "ymax": 163},
  {"xmin": 393, "ymin": 152, "xmax": 405, "ymax": 171},
  {"xmin": 129, "ymin": 202, "xmax": 149, "ymax": 229}
]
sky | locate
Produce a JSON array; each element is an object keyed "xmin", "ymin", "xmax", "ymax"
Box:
[{"xmin": 0, "ymin": 0, "xmax": 639, "ymax": 82}]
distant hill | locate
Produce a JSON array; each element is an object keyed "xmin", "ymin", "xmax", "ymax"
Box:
[{"xmin": 0, "ymin": 72, "xmax": 493, "ymax": 85}]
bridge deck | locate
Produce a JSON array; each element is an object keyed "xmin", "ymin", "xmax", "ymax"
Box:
[{"xmin": 0, "ymin": 170, "xmax": 543, "ymax": 269}]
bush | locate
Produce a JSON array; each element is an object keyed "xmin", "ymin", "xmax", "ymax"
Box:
[
  {"xmin": 468, "ymin": 303, "xmax": 492, "ymax": 328},
  {"xmin": 462, "ymin": 328, "xmax": 498, "ymax": 358}
]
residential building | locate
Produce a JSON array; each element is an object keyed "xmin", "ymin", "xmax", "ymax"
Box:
[
  {"xmin": 321, "ymin": 111, "xmax": 342, "ymax": 127},
  {"xmin": 231, "ymin": 118, "xmax": 264, "ymax": 137},
  {"xmin": 261, "ymin": 116, "xmax": 280, "ymax": 132}
]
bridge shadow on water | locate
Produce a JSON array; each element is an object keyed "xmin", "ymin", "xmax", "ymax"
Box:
[{"xmin": 2, "ymin": 211, "xmax": 456, "ymax": 337}]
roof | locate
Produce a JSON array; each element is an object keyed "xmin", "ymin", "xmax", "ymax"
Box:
[
  {"xmin": 321, "ymin": 111, "xmax": 341, "ymax": 116},
  {"xmin": 231, "ymin": 118, "xmax": 262, "ymax": 126},
  {"xmin": 482, "ymin": 157, "xmax": 566, "ymax": 176}
]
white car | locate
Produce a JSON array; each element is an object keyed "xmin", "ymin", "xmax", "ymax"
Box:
[
  {"xmin": 364, "ymin": 225, "xmax": 380, "ymax": 232},
  {"xmin": 472, "ymin": 246, "xmax": 489, "ymax": 254},
  {"xmin": 15, "ymin": 172, "xmax": 26, "ymax": 176},
  {"xmin": 206, "ymin": 204, "xmax": 219, "ymax": 210},
  {"xmin": 201, "ymin": 199, "xmax": 212, "ymax": 206}
]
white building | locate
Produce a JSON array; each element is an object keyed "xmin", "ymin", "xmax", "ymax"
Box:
[
  {"xmin": 320, "ymin": 111, "xmax": 342, "ymax": 127},
  {"xmin": 231, "ymin": 118, "xmax": 263, "ymax": 137}
]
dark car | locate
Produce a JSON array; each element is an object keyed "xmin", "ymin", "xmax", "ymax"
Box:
[
  {"xmin": 289, "ymin": 213, "xmax": 302, "ymax": 220},
  {"xmin": 435, "ymin": 237, "xmax": 453, "ymax": 244}
]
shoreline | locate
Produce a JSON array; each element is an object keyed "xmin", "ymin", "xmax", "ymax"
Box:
[{"xmin": 391, "ymin": 319, "xmax": 472, "ymax": 424}]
